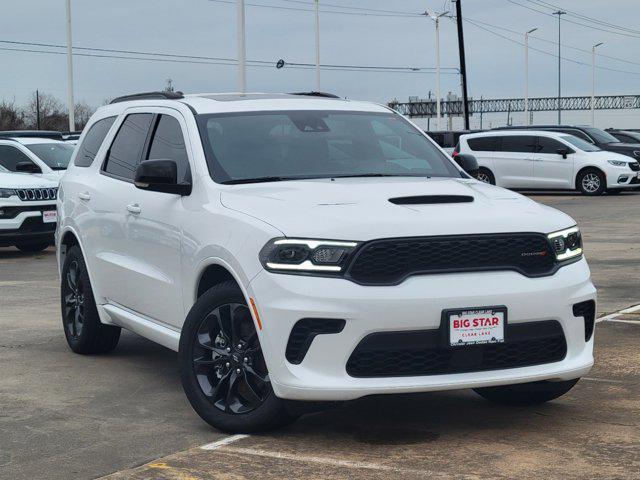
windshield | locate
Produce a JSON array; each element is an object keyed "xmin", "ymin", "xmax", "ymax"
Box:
[
  {"xmin": 197, "ymin": 110, "xmax": 461, "ymax": 184},
  {"xmin": 25, "ymin": 143, "xmax": 74, "ymax": 169},
  {"xmin": 583, "ymin": 127, "xmax": 619, "ymax": 144},
  {"xmin": 561, "ymin": 135, "xmax": 602, "ymax": 152}
]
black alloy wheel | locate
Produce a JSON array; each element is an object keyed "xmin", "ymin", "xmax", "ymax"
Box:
[
  {"xmin": 192, "ymin": 303, "xmax": 269, "ymax": 414},
  {"xmin": 179, "ymin": 281, "xmax": 296, "ymax": 432},
  {"xmin": 63, "ymin": 260, "xmax": 85, "ymax": 340}
]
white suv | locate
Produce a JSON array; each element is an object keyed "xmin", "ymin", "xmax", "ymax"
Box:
[
  {"xmin": 0, "ymin": 165, "xmax": 58, "ymax": 252},
  {"xmin": 56, "ymin": 92, "xmax": 596, "ymax": 432},
  {"xmin": 0, "ymin": 137, "xmax": 74, "ymax": 181},
  {"xmin": 457, "ymin": 130, "xmax": 640, "ymax": 195}
]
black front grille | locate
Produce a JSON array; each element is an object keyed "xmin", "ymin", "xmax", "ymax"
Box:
[
  {"xmin": 346, "ymin": 320, "xmax": 566, "ymax": 378},
  {"xmin": 286, "ymin": 318, "xmax": 345, "ymax": 364},
  {"xmin": 630, "ymin": 162, "xmax": 640, "ymax": 172},
  {"xmin": 346, "ymin": 233, "xmax": 556, "ymax": 285},
  {"xmin": 16, "ymin": 188, "xmax": 58, "ymax": 202}
]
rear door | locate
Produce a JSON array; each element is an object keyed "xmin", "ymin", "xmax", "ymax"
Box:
[
  {"xmin": 531, "ymin": 136, "xmax": 574, "ymax": 188},
  {"xmin": 491, "ymin": 135, "xmax": 536, "ymax": 188}
]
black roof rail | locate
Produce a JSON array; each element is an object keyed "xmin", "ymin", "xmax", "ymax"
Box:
[
  {"xmin": 0, "ymin": 130, "xmax": 64, "ymax": 140},
  {"xmin": 288, "ymin": 91, "xmax": 341, "ymax": 99},
  {"xmin": 109, "ymin": 91, "xmax": 184, "ymax": 104}
]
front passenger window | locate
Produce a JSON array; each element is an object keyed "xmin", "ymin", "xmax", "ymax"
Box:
[
  {"xmin": 103, "ymin": 113, "xmax": 154, "ymax": 181},
  {"xmin": 0, "ymin": 145, "xmax": 36, "ymax": 171},
  {"xmin": 147, "ymin": 115, "xmax": 191, "ymax": 183}
]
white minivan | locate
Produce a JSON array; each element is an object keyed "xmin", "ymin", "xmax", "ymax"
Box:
[{"xmin": 456, "ymin": 130, "xmax": 640, "ymax": 195}]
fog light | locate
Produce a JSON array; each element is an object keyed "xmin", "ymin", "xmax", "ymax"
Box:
[{"xmin": 618, "ymin": 175, "xmax": 629, "ymax": 183}]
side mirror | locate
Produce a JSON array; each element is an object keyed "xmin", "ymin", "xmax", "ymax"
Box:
[
  {"xmin": 15, "ymin": 161, "xmax": 41, "ymax": 173},
  {"xmin": 134, "ymin": 159, "xmax": 191, "ymax": 196},
  {"xmin": 454, "ymin": 153, "xmax": 480, "ymax": 178},
  {"xmin": 556, "ymin": 148, "xmax": 569, "ymax": 159}
]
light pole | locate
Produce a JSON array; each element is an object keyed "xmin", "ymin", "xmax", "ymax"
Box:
[
  {"xmin": 524, "ymin": 27, "xmax": 537, "ymax": 126},
  {"xmin": 591, "ymin": 42, "xmax": 603, "ymax": 126},
  {"xmin": 425, "ymin": 10, "xmax": 449, "ymax": 131},
  {"xmin": 314, "ymin": 0, "xmax": 320, "ymax": 91},
  {"xmin": 553, "ymin": 10, "xmax": 566, "ymax": 124},
  {"xmin": 65, "ymin": 0, "xmax": 75, "ymax": 132},
  {"xmin": 237, "ymin": 0, "xmax": 246, "ymax": 94}
]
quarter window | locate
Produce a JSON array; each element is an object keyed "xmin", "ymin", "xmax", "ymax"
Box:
[
  {"xmin": 0, "ymin": 145, "xmax": 36, "ymax": 171},
  {"xmin": 103, "ymin": 113, "xmax": 154, "ymax": 180},
  {"xmin": 147, "ymin": 115, "xmax": 191, "ymax": 183},
  {"xmin": 75, "ymin": 116, "xmax": 116, "ymax": 167}
]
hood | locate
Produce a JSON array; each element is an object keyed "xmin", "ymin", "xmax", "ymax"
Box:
[
  {"xmin": 0, "ymin": 171, "xmax": 59, "ymax": 189},
  {"xmin": 220, "ymin": 177, "xmax": 575, "ymax": 240},
  {"xmin": 585, "ymin": 150, "xmax": 637, "ymax": 162}
]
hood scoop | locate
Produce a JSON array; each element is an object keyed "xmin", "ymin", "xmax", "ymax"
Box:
[{"xmin": 389, "ymin": 195, "xmax": 474, "ymax": 205}]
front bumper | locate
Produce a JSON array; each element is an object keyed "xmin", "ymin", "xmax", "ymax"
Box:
[
  {"xmin": 248, "ymin": 258, "xmax": 596, "ymax": 401},
  {"xmin": 606, "ymin": 169, "xmax": 640, "ymax": 188},
  {"xmin": 0, "ymin": 202, "xmax": 56, "ymax": 247}
]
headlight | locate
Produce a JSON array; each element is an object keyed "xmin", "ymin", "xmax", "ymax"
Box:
[
  {"xmin": 260, "ymin": 238, "xmax": 359, "ymax": 274},
  {"xmin": 548, "ymin": 226, "xmax": 583, "ymax": 261},
  {"xmin": 0, "ymin": 188, "xmax": 17, "ymax": 198},
  {"xmin": 607, "ymin": 160, "xmax": 628, "ymax": 167}
]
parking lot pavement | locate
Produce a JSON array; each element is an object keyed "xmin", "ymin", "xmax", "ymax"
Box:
[{"xmin": 1, "ymin": 191, "xmax": 639, "ymax": 480}]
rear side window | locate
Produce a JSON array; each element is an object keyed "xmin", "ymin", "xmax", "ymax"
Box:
[
  {"xmin": 0, "ymin": 145, "xmax": 34, "ymax": 171},
  {"xmin": 147, "ymin": 115, "xmax": 191, "ymax": 183},
  {"xmin": 536, "ymin": 136, "xmax": 566, "ymax": 154},
  {"xmin": 467, "ymin": 136, "xmax": 501, "ymax": 152},
  {"xmin": 103, "ymin": 113, "xmax": 154, "ymax": 180},
  {"xmin": 75, "ymin": 116, "xmax": 116, "ymax": 167},
  {"xmin": 501, "ymin": 136, "xmax": 537, "ymax": 153}
]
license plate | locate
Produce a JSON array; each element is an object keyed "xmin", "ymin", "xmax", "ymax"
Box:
[
  {"xmin": 448, "ymin": 308, "xmax": 505, "ymax": 347},
  {"xmin": 42, "ymin": 210, "xmax": 57, "ymax": 223}
]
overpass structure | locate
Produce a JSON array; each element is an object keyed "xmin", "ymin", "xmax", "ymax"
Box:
[{"xmin": 388, "ymin": 94, "xmax": 640, "ymax": 118}]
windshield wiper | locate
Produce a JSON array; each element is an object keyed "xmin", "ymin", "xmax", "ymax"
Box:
[
  {"xmin": 330, "ymin": 173, "xmax": 431, "ymax": 179},
  {"xmin": 221, "ymin": 176, "xmax": 316, "ymax": 185}
]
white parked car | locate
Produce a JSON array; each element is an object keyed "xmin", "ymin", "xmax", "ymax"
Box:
[
  {"xmin": 0, "ymin": 137, "xmax": 75, "ymax": 182},
  {"xmin": 456, "ymin": 130, "xmax": 640, "ymax": 195},
  {"xmin": 0, "ymin": 165, "xmax": 58, "ymax": 252},
  {"xmin": 56, "ymin": 92, "xmax": 596, "ymax": 432}
]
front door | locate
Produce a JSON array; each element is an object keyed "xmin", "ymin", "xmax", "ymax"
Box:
[{"xmin": 532, "ymin": 136, "xmax": 574, "ymax": 189}]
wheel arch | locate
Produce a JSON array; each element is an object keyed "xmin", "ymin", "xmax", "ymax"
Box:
[{"xmin": 575, "ymin": 166, "xmax": 606, "ymax": 190}]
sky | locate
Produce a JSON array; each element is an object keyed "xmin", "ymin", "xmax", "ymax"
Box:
[{"xmin": 1, "ymin": 0, "xmax": 639, "ymax": 129}]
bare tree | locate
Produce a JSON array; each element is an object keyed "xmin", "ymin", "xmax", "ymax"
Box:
[
  {"xmin": 73, "ymin": 101, "xmax": 95, "ymax": 130},
  {"xmin": 0, "ymin": 100, "xmax": 25, "ymax": 130},
  {"xmin": 22, "ymin": 92, "xmax": 67, "ymax": 131}
]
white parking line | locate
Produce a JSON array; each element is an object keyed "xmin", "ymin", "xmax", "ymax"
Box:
[
  {"xmin": 200, "ymin": 434, "xmax": 249, "ymax": 451},
  {"xmin": 216, "ymin": 446, "xmax": 470, "ymax": 478},
  {"xmin": 583, "ymin": 377, "xmax": 625, "ymax": 384},
  {"xmin": 596, "ymin": 303, "xmax": 640, "ymax": 324}
]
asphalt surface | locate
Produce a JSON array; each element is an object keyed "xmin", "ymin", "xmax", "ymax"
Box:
[{"xmin": 1, "ymin": 191, "xmax": 639, "ymax": 480}]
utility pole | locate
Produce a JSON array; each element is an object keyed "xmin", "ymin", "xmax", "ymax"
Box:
[
  {"xmin": 237, "ymin": 0, "xmax": 246, "ymax": 94},
  {"xmin": 314, "ymin": 0, "xmax": 320, "ymax": 91},
  {"xmin": 524, "ymin": 28, "xmax": 537, "ymax": 126},
  {"xmin": 425, "ymin": 10, "xmax": 449, "ymax": 131},
  {"xmin": 553, "ymin": 10, "xmax": 566, "ymax": 124},
  {"xmin": 591, "ymin": 42, "xmax": 603, "ymax": 126},
  {"xmin": 453, "ymin": 0, "xmax": 470, "ymax": 130},
  {"xmin": 36, "ymin": 90, "xmax": 41, "ymax": 130},
  {"xmin": 65, "ymin": 0, "xmax": 75, "ymax": 132}
]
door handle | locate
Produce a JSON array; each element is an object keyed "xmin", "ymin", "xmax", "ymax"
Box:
[
  {"xmin": 78, "ymin": 192, "xmax": 91, "ymax": 201},
  {"xmin": 126, "ymin": 203, "xmax": 141, "ymax": 215}
]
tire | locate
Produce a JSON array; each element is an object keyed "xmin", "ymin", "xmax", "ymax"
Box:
[
  {"xmin": 476, "ymin": 167, "xmax": 495, "ymax": 185},
  {"xmin": 577, "ymin": 169, "xmax": 606, "ymax": 196},
  {"xmin": 16, "ymin": 242, "xmax": 50, "ymax": 253},
  {"xmin": 606, "ymin": 189, "xmax": 623, "ymax": 195},
  {"xmin": 61, "ymin": 246, "xmax": 121, "ymax": 354},
  {"xmin": 179, "ymin": 281, "xmax": 297, "ymax": 432},
  {"xmin": 473, "ymin": 378, "xmax": 580, "ymax": 406}
]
